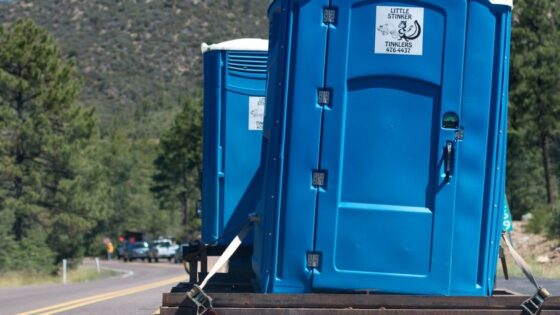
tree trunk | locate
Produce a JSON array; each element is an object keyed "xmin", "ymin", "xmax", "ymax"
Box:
[
  {"xmin": 180, "ymin": 192, "xmax": 187, "ymax": 227},
  {"xmin": 180, "ymin": 168, "xmax": 189, "ymax": 227},
  {"xmin": 542, "ymin": 133, "xmax": 555, "ymax": 205},
  {"xmin": 185, "ymin": 199, "xmax": 190, "ymax": 229},
  {"xmin": 15, "ymin": 90, "xmax": 24, "ymax": 197},
  {"xmin": 13, "ymin": 90, "xmax": 25, "ymax": 240}
]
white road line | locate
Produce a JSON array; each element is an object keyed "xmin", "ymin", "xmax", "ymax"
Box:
[{"xmin": 99, "ymin": 266, "xmax": 135, "ymax": 278}]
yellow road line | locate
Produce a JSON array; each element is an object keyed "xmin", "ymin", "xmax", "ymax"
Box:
[
  {"xmin": 17, "ymin": 275, "xmax": 186, "ymax": 315},
  {"xmin": 142, "ymin": 263, "xmax": 183, "ymax": 269},
  {"xmin": 121, "ymin": 262, "xmax": 183, "ymax": 269}
]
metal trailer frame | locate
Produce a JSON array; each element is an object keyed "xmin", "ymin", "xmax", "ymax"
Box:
[
  {"xmin": 174, "ymin": 231, "xmax": 556, "ymax": 315},
  {"xmin": 160, "ymin": 289, "xmax": 560, "ymax": 315},
  {"xmin": 181, "ymin": 242, "xmax": 254, "ymax": 287}
]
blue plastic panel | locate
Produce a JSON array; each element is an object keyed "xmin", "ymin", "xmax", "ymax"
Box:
[
  {"xmin": 202, "ymin": 48, "xmax": 268, "ymax": 245},
  {"xmin": 253, "ymin": 0, "xmax": 330, "ymax": 293},
  {"xmin": 312, "ymin": 0, "xmax": 466, "ymax": 295},
  {"xmin": 253, "ymin": 0, "xmax": 511, "ymax": 296}
]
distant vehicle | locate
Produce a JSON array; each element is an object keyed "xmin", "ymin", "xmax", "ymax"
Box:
[
  {"xmin": 148, "ymin": 239, "xmax": 178, "ymax": 262},
  {"xmin": 117, "ymin": 230, "xmax": 147, "ymax": 260},
  {"xmin": 122, "ymin": 230, "xmax": 146, "ymax": 242},
  {"xmin": 116, "ymin": 242, "xmax": 127, "ymax": 260},
  {"xmin": 173, "ymin": 244, "xmax": 186, "ymax": 263},
  {"xmin": 123, "ymin": 241, "xmax": 150, "ymax": 262}
]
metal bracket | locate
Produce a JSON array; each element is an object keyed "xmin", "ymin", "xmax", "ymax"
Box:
[
  {"xmin": 521, "ymin": 287, "xmax": 550, "ymax": 315},
  {"xmin": 499, "ymin": 245, "xmax": 509, "ymax": 280},
  {"xmin": 455, "ymin": 129, "xmax": 464, "ymax": 141},
  {"xmin": 318, "ymin": 89, "xmax": 332, "ymax": 107},
  {"xmin": 307, "ymin": 252, "xmax": 321, "ymax": 269},
  {"xmin": 183, "ymin": 241, "xmax": 206, "ymax": 283},
  {"xmin": 187, "ymin": 284, "xmax": 214, "ymax": 315},
  {"xmin": 312, "ymin": 170, "xmax": 327, "ymax": 188},
  {"xmin": 323, "ymin": 7, "xmax": 337, "ymax": 25}
]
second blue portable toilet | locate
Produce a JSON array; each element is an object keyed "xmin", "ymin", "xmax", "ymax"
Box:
[
  {"xmin": 253, "ymin": 0, "xmax": 512, "ymax": 296},
  {"xmin": 201, "ymin": 38, "xmax": 268, "ymax": 246}
]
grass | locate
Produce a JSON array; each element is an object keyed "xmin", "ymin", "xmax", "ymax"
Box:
[
  {"xmin": 0, "ymin": 265, "xmax": 121, "ymax": 287},
  {"xmin": 496, "ymin": 258, "xmax": 560, "ymax": 279}
]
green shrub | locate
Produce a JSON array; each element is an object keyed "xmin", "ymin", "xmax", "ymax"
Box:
[
  {"xmin": 526, "ymin": 203, "xmax": 553, "ymax": 234},
  {"xmin": 547, "ymin": 203, "xmax": 560, "ymax": 239}
]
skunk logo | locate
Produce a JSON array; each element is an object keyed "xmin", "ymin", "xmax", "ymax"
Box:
[
  {"xmin": 376, "ymin": 23, "xmax": 399, "ymax": 39},
  {"xmin": 377, "ymin": 20, "xmax": 421, "ymax": 42},
  {"xmin": 398, "ymin": 20, "xmax": 421, "ymax": 41}
]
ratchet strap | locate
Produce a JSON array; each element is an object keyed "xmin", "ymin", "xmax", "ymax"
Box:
[
  {"xmin": 501, "ymin": 233, "xmax": 551, "ymax": 315},
  {"xmin": 187, "ymin": 215, "xmax": 258, "ymax": 314}
]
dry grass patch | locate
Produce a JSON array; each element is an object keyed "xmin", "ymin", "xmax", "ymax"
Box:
[{"xmin": 0, "ymin": 265, "xmax": 120, "ymax": 287}]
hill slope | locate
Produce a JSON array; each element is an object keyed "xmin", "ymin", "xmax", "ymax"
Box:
[{"xmin": 0, "ymin": 0, "xmax": 269, "ymax": 124}]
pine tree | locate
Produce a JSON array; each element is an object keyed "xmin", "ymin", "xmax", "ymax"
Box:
[
  {"xmin": 0, "ymin": 20, "xmax": 104, "ymax": 270},
  {"xmin": 509, "ymin": 0, "xmax": 560, "ymax": 208},
  {"xmin": 97, "ymin": 130, "xmax": 161, "ymax": 236},
  {"xmin": 152, "ymin": 93, "xmax": 202, "ymax": 240}
]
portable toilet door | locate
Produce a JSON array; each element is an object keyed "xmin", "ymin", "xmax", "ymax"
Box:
[
  {"xmin": 254, "ymin": 0, "xmax": 511, "ymax": 296},
  {"xmin": 201, "ymin": 38, "xmax": 268, "ymax": 246}
]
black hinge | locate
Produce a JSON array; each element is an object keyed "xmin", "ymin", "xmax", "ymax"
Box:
[
  {"xmin": 307, "ymin": 252, "xmax": 321, "ymax": 269},
  {"xmin": 312, "ymin": 170, "xmax": 327, "ymax": 188},
  {"xmin": 318, "ymin": 89, "xmax": 332, "ymax": 107},
  {"xmin": 323, "ymin": 7, "xmax": 337, "ymax": 25}
]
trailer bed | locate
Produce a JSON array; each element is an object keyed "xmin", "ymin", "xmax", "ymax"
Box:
[{"xmin": 160, "ymin": 290, "xmax": 560, "ymax": 315}]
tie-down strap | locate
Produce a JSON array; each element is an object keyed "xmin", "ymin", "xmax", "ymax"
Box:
[{"xmin": 502, "ymin": 233, "xmax": 551, "ymax": 315}]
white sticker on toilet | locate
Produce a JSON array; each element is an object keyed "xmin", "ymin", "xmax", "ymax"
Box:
[
  {"xmin": 248, "ymin": 96, "xmax": 265, "ymax": 131},
  {"xmin": 375, "ymin": 6, "xmax": 424, "ymax": 56}
]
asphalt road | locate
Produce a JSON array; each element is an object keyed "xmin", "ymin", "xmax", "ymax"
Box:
[
  {"xmin": 1, "ymin": 259, "xmax": 557, "ymax": 315},
  {"xmin": 496, "ymin": 276, "xmax": 560, "ymax": 296},
  {"xmin": 0, "ymin": 259, "xmax": 188, "ymax": 315}
]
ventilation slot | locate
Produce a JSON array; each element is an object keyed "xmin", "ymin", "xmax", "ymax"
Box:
[{"xmin": 227, "ymin": 52, "xmax": 268, "ymax": 73}]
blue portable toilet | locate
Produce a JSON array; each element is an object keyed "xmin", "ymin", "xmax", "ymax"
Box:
[
  {"xmin": 201, "ymin": 38, "xmax": 268, "ymax": 246},
  {"xmin": 253, "ymin": 0, "xmax": 512, "ymax": 296}
]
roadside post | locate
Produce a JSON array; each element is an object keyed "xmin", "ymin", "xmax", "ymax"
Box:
[{"xmin": 62, "ymin": 259, "xmax": 67, "ymax": 284}]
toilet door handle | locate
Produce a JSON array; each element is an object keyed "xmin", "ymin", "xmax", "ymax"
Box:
[{"xmin": 444, "ymin": 141, "xmax": 454, "ymax": 182}]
